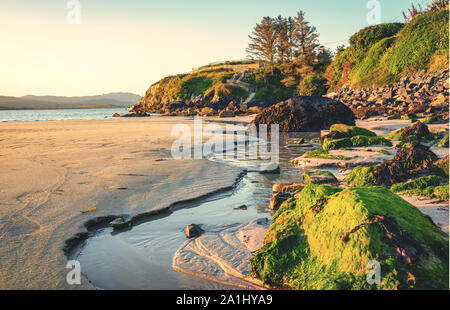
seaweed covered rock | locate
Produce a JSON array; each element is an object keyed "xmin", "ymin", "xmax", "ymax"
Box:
[
  {"xmin": 385, "ymin": 122, "xmax": 433, "ymax": 142},
  {"xmin": 272, "ymin": 182, "xmax": 304, "ymax": 194},
  {"xmin": 437, "ymin": 133, "xmax": 449, "ymax": 147},
  {"xmin": 372, "ymin": 142, "xmax": 438, "ymax": 185},
  {"xmin": 270, "ymin": 192, "xmax": 294, "ymax": 212},
  {"xmin": 302, "ymin": 170, "xmax": 338, "ymax": 185},
  {"xmin": 391, "ymin": 175, "xmax": 449, "ymax": 200},
  {"xmin": 253, "ymin": 96, "xmax": 355, "ymax": 132},
  {"xmin": 329, "ymin": 124, "xmax": 377, "ymax": 138},
  {"xmin": 251, "ymin": 184, "xmax": 449, "ymax": 290},
  {"xmin": 344, "ymin": 166, "xmax": 376, "ymax": 187},
  {"xmin": 434, "ymin": 155, "xmax": 449, "ymax": 178},
  {"xmin": 323, "ymin": 136, "xmax": 392, "ymax": 151}
]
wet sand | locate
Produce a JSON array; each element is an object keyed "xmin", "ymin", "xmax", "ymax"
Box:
[{"xmin": 0, "ymin": 117, "xmax": 244, "ymax": 289}]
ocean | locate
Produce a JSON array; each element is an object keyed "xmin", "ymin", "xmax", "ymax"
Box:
[{"xmin": 0, "ymin": 108, "xmax": 128, "ymax": 122}]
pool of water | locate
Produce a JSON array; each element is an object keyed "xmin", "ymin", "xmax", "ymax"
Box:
[{"xmin": 73, "ymin": 132, "xmax": 319, "ymax": 290}]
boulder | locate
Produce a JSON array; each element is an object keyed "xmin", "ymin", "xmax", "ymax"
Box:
[
  {"xmin": 302, "ymin": 170, "xmax": 338, "ymax": 184},
  {"xmin": 253, "ymin": 96, "xmax": 355, "ymax": 132},
  {"xmin": 270, "ymin": 192, "xmax": 293, "ymax": 212},
  {"xmin": 372, "ymin": 142, "xmax": 438, "ymax": 185},
  {"xmin": 185, "ymin": 224, "xmax": 204, "ymax": 238},
  {"xmin": 272, "ymin": 182, "xmax": 304, "ymax": 194},
  {"xmin": 252, "ymin": 184, "xmax": 449, "ymax": 289},
  {"xmin": 218, "ymin": 110, "xmax": 235, "ymax": 118},
  {"xmin": 400, "ymin": 122, "xmax": 432, "ymax": 140},
  {"xmin": 260, "ymin": 162, "xmax": 280, "ymax": 174}
]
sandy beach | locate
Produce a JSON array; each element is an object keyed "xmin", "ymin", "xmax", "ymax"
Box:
[{"xmin": 0, "ymin": 117, "xmax": 244, "ymax": 289}]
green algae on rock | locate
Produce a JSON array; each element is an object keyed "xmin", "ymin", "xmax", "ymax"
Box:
[
  {"xmin": 344, "ymin": 166, "xmax": 376, "ymax": 187},
  {"xmin": 438, "ymin": 133, "xmax": 449, "ymax": 147},
  {"xmin": 434, "ymin": 156, "xmax": 449, "ymax": 178},
  {"xmin": 251, "ymin": 184, "xmax": 449, "ymax": 290},
  {"xmin": 302, "ymin": 149, "xmax": 351, "ymax": 160},
  {"xmin": 302, "ymin": 170, "xmax": 338, "ymax": 185},
  {"xmin": 384, "ymin": 121, "xmax": 434, "ymax": 142},
  {"xmin": 323, "ymin": 136, "xmax": 392, "ymax": 151},
  {"xmin": 330, "ymin": 124, "xmax": 377, "ymax": 138}
]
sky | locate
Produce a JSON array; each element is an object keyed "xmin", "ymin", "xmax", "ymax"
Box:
[{"xmin": 0, "ymin": 0, "xmax": 434, "ymax": 97}]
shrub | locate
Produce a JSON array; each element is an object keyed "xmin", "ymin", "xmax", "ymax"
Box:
[{"xmin": 297, "ymin": 74, "xmax": 328, "ymax": 96}]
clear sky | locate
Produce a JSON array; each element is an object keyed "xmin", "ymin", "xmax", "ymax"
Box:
[{"xmin": 0, "ymin": 0, "xmax": 433, "ymax": 97}]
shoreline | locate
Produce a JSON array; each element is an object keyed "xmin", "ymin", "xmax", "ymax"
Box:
[{"xmin": 0, "ymin": 117, "xmax": 246, "ymax": 289}]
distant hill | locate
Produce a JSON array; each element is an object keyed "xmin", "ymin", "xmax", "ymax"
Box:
[{"xmin": 0, "ymin": 92, "xmax": 141, "ymax": 110}]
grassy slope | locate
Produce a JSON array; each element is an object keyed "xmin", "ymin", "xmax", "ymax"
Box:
[{"xmin": 326, "ymin": 8, "xmax": 449, "ymax": 90}]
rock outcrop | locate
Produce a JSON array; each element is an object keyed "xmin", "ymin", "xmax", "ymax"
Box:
[
  {"xmin": 328, "ymin": 69, "xmax": 449, "ymax": 121},
  {"xmin": 253, "ymin": 96, "xmax": 355, "ymax": 132}
]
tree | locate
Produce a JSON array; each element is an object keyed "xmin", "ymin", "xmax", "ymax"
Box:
[
  {"xmin": 246, "ymin": 17, "xmax": 278, "ymax": 69},
  {"xmin": 291, "ymin": 11, "xmax": 320, "ymax": 77}
]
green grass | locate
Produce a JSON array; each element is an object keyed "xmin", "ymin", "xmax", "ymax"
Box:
[
  {"xmin": 383, "ymin": 9, "xmax": 449, "ymax": 75},
  {"xmin": 326, "ymin": 9, "xmax": 449, "ymax": 90}
]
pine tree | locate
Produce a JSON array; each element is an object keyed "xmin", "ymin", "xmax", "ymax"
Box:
[
  {"xmin": 246, "ymin": 17, "xmax": 277, "ymax": 69},
  {"xmin": 291, "ymin": 11, "xmax": 320, "ymax": 78}
]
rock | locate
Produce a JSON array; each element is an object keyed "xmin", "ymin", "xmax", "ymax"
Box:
[
  {"xmin": 260, "ymin": 162, "xmax": 280, "ymax": 174},
  {"xmin": 185, "ymin": 224, "xmax": 204, "ymax": 238},
  {"xmin": 112, "ymin": 113, "xmax": 121, "ymax": 117},
  {"xmin": 270, "ymin": 192, "xmax": 293, "ymax": 212},
  {"xmin": 329, "ymin": 124, "xmax": 376, "ymax": 138},
  {"xmin": 372, "ymin": 142, "xmax": 438, "ymax": 185},
  {"xmin": 434, "ymin": 155, "xmax": 449, "ymax": 178},
  {"xmin": 120, "ymin": 112, "xmax": 149, "ymax": 117},
  {"xmin": 233, "ymin": 205, "xmax": 248, "ymax": 210},
  {"xmin": 302, "ymin": 170, "xmax": 338, "ymax": 184},
  {"xmin": 252, "ymin": 184, "xmax": 449, "ymax": 289},
  {"xmin": 109, "ymin": 216, "xmax": 131, "ymax": 230},
  {"xmin": 253, "ymin": 96, "xmax": 355, "ymax": 132},
  {"xmin": 272, "ymin": 182, "xmax": 304, "ymax": 194},
  {"xmin": 287, "ymin": 138, "xmax": 305, "ymax": 145},
  {"xmin": 323, "ymin": 136, "xmax": 392, "ymax": 151},
  {"xmin": 218, "ymin": 110, "xmax": 235, "ymax": 118},
  {"xmin": 248, "ymin": 106, "xmax": 262, "ymax": 114},
  {"xmin": 400, "ymin": 122, "xmax": 432, "ymax": 140}
]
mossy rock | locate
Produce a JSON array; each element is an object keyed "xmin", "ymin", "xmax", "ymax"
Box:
[
  {"xmin": 433, "ymin": 185, "xmax": 449, "ymax": 200},
  {"xmin": 384, "ymin": 122, "xmax": 434, "ymax": 142},
  {"xmin": 252, "ymin": 185, "xmax": 449, "ymax": 290},
  {"xmin": 302, "ymin": 170, "xmax": 338, "ymax": 184},
  {"xmin": 330, "ymin": 124, "xmax": 377, "ymax": 138},
  {"xmin": 303, "ymin": 149, "xmax": 351, "ymax": 160},
  {"xmin": 323, "ymin": 136, "xmax": 392, "ymax": 151},
  {"xmin": 438, "ymin": 133, "xmax": 449, "ymax": 147},
  {"xmin": 434, "ymin": 156, "xmax": 449, "ymax": 178},
  {"xmin": 391, "ymin": 175, "xmax": 443, "ymax": 194},
  {"xmin": 344, "ymin": 166, "xmax": 376, "ymax": 187},
  {"xmin": 288, "ymin": 138, "xmax": 305, "ymax": 145}
]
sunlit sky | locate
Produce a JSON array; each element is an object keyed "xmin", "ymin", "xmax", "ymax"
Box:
[{"xmin": 0, "ymin": 0, "xmax": 433, "ymax": 97}]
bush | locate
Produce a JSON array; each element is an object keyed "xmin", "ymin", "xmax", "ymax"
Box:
[{"xmin": 297, "ymin": 74, "xmax": 328, "ymax": 96}]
